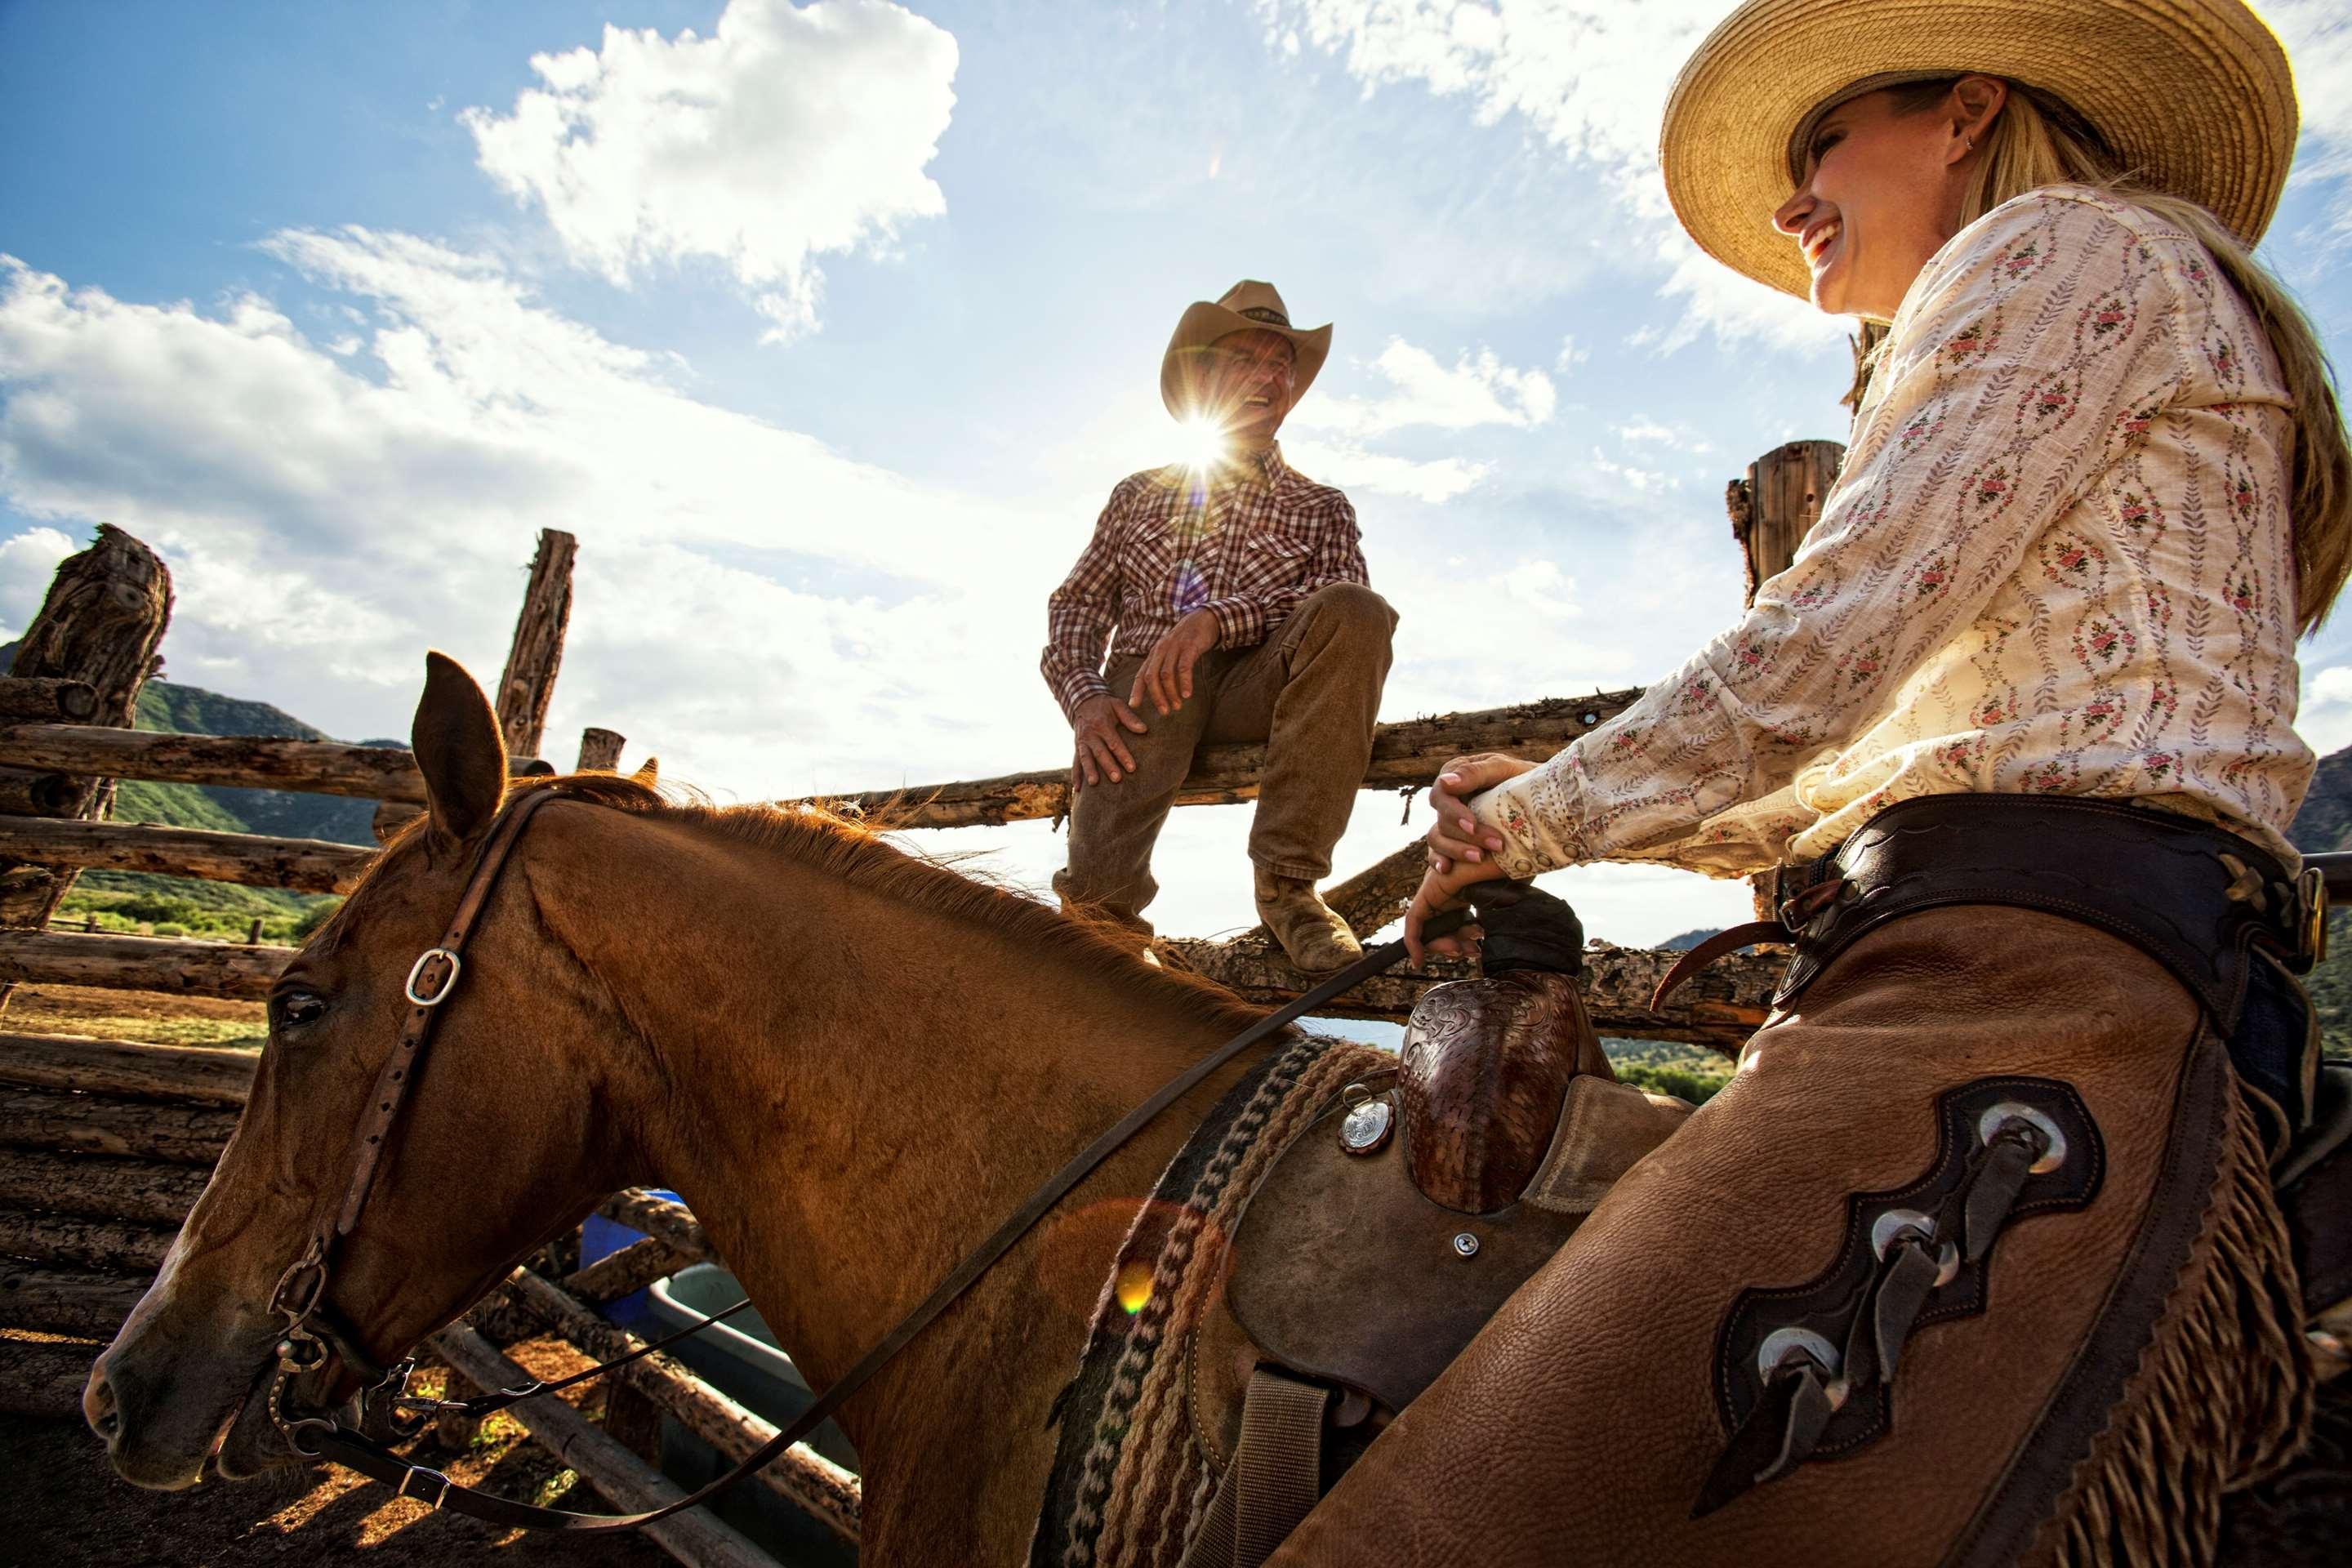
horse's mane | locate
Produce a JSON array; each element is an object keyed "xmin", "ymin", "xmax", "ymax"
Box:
[{"xmin": 380, "ymin": 771, "xmax": 1272, "ymax": 1036}]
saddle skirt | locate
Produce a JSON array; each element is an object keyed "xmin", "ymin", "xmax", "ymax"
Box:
[{"xmin": 1030, "ymin": 978, "xmax": 1696, "ymax": 1568}]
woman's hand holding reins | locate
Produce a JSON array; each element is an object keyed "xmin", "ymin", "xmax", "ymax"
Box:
[
  {"xmin": 1423, "ymin": 753, "xmax": 1535, "ymax": 872},
  {"xmin": 1405, "ymin": 753, "xmax": 1538, "ymax": 965}
]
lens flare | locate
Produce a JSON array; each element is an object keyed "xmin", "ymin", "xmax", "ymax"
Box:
[
  {"xmin": 1176, "ymin": 416, "xmax": 1229, "ymax": 473},
  {"xmin": 1115, "ymin": 1260, "xmax": 1155, "ymax": 1315}
]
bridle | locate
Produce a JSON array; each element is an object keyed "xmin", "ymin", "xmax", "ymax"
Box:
[{"xmin": 259, "ymin": 785, "xmax": 1469, "ymax": 1531}]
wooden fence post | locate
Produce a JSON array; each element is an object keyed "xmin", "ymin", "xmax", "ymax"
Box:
[
  {"xmin": 497, "ymin": 529, "xmax": 576, "ymax": 763},
  {"xmin": 0, "ymin": 527, "xmax": 173, "ymax": 1009},
  {"xmin": 577, "ymin": 727, "xmax": 625, "ymax": 771},
  {"xmin": 1728, "ymin": 441, "xmax": 1844, "ymax": 920}
]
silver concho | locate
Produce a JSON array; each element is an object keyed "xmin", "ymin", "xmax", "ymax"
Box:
[
  {"xmin": 1978, "ymin": 1102, "xmax": 2068, "ymax": 1173},
  {"xmin": 1339, "ymin": 1096, "xmax": 1393, "ymax": 1156}
]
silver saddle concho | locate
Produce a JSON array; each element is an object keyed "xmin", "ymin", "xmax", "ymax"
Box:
[{"xmin": 1178, "ymin": 885, "xmax": 1697, "ymax": 1566}]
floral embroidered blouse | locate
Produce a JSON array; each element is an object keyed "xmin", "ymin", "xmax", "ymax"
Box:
[{"xmin": 1474, "ymin": 185, "xmax": 2311, "ymax": 878}]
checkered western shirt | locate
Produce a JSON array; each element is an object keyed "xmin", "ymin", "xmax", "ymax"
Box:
[{"xmin": 1040, "ymin": 443, "xmax": 1369, "ymax": 720}]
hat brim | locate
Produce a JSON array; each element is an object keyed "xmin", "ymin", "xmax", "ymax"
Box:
[
  {"xmin": 1160, "ymin": 302, "xmax": 1332, "ymax": 421},
  {"xmin": 1659, "ymin": 0, "xmax": 2297, "ymax": 302}
]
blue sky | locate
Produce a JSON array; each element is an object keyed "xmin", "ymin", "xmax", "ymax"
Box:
[{"xmin": 3, "ymin": 0, "xmax": 2350, "ymax": 945}]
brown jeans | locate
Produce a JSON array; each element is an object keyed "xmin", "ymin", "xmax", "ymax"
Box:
[
  {"xmin": 1055, "ymin": 581, "xmax": 1397, "ymax": 930},
  {"xmin": 1269, "ymin": 905, "xmax": 2312, "ymax": 1567}
]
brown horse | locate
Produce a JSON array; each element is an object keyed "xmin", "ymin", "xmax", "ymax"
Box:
[{"xmin": 86, "ymin": 652, "xmax": 1291, "ymax": 1564}]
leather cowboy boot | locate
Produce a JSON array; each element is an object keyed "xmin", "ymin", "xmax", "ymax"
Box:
[{"xmin": 1254, "ymin": 866, "xmax": 1361, "ymax": 973}]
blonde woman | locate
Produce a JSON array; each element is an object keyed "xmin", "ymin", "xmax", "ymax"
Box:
[{"xmin": 1276, "ymin": 2, "xmax": 2351, "ymax": 1565}]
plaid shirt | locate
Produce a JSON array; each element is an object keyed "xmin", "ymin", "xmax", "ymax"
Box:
[{"xmin": 1040, "ymin": 444, "xmax": 1369, "ymax": 720}]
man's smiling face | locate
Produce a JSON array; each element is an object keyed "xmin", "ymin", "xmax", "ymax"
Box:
[{"xmin": 1192, "ymin": 327, "xmax": 1298, "ymax": 445}]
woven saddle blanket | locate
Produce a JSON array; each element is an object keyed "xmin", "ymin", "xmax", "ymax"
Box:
[{"xmin": 1027, "ymin": 1032, "xmax": 1385, "ymax": 1568}]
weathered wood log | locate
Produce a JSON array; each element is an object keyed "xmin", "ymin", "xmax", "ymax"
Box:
[
  {"xmin": 598, "ymin": 1189, "xmax": 710, "ymax": 1259},
  {"xmin": 0, "ymin": 1032, "xmax": 256, "ymax": 1106},
  {"xmin": 1158, "ymin": 935, "xmax": 1472, "ymax": 1022},
  {"xmin": 578, "ymin": 728, "xmax": 626, "ymax": 771},
  {"xmin": 0, "ymin": 1150, "xmax": 211, "ymax": 1226},
  {"xmin": 0, "ymin": 1334, "xmax": 97, "ymax": 1417},
  {"xmin": 0, "ymin": 1264, "xmax": 151, "ymax": 1337},
  {"xmin": 492, "ymin": 1267, "xmax": 861, "ymax": 1544},
  {"xmin": 0, "ymin": 929, "xmax": 290, "ymax": 1000},
  {"xmin": 0, "ymin": 769, "xmax": 75, "ymax": 817},
  {"xmin": 604, "ymin": 1379, "xmax": 666, "ymax": 1464},
  {"xmin": 0, "ymin": 864, "xmax": 60, "ymax": 928},
  {"xmin": 564, "ymin": 1235, "xmax": 693, "ymax": 1305},
  {"xmin": 1323, "ymin": 840, "xmax": 1430, "ymax": 938},
  {"xmin": 0, "ymin": 815, "xmax": 372, "ymax": 894},
  {"xmin": 1159, "ymin": 936, "xmax": 1777, "ymax": 1050},
  {"xmin": 0, "ymin": 724, "xmax": 427, "ymax": 803},
  {"xmin": 0, "ymin": 1206, "xmax": 176, "ymax": 1272},
  {"xmin": 427, "ymin": 1321, "xmax": 784, "ymax": 1568},
  {"xmin": 0, "ymin": 1087, "xmax": 236, "ymax": 1165},
  {"xmin": 1731, "ymin": 440, "xmax": 1846, "ymax": 922},
  {"xmin": 0, "ymin": 679, "xmax": 98, "ymax": 725},
  {"xmin": 498, "ymin": 530, "xmax": 577, "ymax": 762},
  {"xmin": 817, "ymin": 691, "xmax": 1644, "ymax": 831},
  {"xmin": 1234, "ymin": 838, "xmax": 1426, "ymax": 948},
  {"xmin": 1, "ymin": 527, "xmax": 175, "ymax": 1013},
  {"xmin": 1731, "ymin": 440, "xmax": 1845, "ymax": 603}
]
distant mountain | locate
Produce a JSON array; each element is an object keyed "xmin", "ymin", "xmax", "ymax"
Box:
[
  {"xmin": 2288, "ymin": 746, "xmax": 2352, "ymax": 1058},
  {"xmin": 2291, "ymin": 746, "xmax": 2352, "ymax": 855},
  {"xmin": 124, "ymin": 679, "xmax": 379, "ymax": 849},
  {"xmin": 1660, "ymin": 927, "xmax": 1722, "ymax": 951},
  {"xmin": 0, "ymin": 641, "xmax": 377, "ymax": 932}
]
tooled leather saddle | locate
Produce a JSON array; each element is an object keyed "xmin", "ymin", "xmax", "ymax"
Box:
[{"xmin": 1177, "ymin": 886, "xmax": 1697, "ymax": 1565}]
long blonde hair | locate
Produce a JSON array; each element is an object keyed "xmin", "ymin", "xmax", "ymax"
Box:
[{"xmin": 1861, "ymin": 79, "xmax": 2352, "ymax": 633}]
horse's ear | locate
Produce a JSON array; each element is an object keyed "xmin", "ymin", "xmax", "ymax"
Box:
[
  {"xmin": 630, "ymin": 758, "xmax": 659, "ymax": 789},
  {"xmin": 411, "ymin": 652, "xmax": 507, "ymax": 847}
]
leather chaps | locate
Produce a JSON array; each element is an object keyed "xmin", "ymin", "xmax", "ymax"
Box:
[{"xmin": 1265, "ymin": 891, "xmax": 2317, "ymax": 1566}]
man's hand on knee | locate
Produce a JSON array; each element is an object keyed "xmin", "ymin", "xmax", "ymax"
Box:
[
  {"xmin": 1071, "ymin": 693, "xmax": 1149, "ymax": 789},
  {"xmin": 1129, "ymin": 608, "xmax": 1219, "ymax": 716}
]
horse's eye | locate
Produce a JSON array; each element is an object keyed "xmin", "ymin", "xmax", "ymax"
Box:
[{"xmin": 271, "ymin": 991, "xmax": 330, "ymax": 1031}]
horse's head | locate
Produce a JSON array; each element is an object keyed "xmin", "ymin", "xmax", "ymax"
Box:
[{"xmin": 88, "ymin": 653, "xmax": 635, "ymax": 1488}]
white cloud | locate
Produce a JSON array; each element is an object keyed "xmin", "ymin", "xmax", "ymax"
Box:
[
  {"xmin": 1554, "ymin": 332, "xmax": 1588, "ymax": 371},
  {"xmin": 461, "ymin": 0, "xmax": 958, "ymax": 341},
  {"xmin": 1294, "ymin": 337, "xmax": 1556, "ymax": 436},
  {"xmin": 1590, "ymin": 446, "xmax": 1673, "ymax": 494},
  {"xmin": 1280, "ymin": 437, "xmax": 1490, "ymax": 502},
  {"xmin": 2301, "ymin": 662, "xmax": 2352, "ymax": 755},
  {"xmin": 2261, "ymin": 2, "xmax": 2352, "ymax": 234},
  {"xmin": 0, "ymin": 243, "xmax": 1061, "ymax": 801},
  {"xmin": 1255, "ymin": 0, "xmax": 1862, "ymax": 352},
  {"xmin": 0, "ymin": 525, "xmax": 75, "ymax": 644}
]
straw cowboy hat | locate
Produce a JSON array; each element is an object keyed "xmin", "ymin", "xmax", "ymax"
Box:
[
  {"xmin": 1659, "ymin": 0, "xmax": 2299, "ymax": 301},
  {"xmin": 1160, "ymin": 280, "xmax": 1332, "ymax": 420}
]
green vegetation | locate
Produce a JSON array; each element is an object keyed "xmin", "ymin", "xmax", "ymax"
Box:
[
  {"xmin": 43, "ymin": 674, "xmax": 371, "ymax": 941},
  {"xmin": 2287, "ymin": 755, "xmax": 2352, "ymax": 1059},
  {"xmin": 57, "ymin": 875, "xmax": 338, "ymax": 944},
  {"xmin": 1603, "ymin": 1037, "xmax": 1732, "ymax": 1105}
]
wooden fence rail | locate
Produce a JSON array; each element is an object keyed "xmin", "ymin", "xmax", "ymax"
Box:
[
  {"xmin": 0, "ymin": 929, "xmax": 291, "ymax": 1000},
  {"xmin": 0, "ymin": 724, "xmax": 427, "ymax": 803},
  {"xmin": 0, "ymin": 816, "xmax": 372, "ymax": 894},
  {"xmin": 815, "ymin": 691, "xmax": 1644, "ymax": 830}
]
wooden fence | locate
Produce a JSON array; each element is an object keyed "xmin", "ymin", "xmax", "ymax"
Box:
[{"xmin": 0, "ymin": 444, "xmax": 1926, "ymax": 1564}]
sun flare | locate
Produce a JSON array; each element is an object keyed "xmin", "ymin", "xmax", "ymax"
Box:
[{"xmin": 1176, "ymin": 416, "xmax": 1230, "ymax": 473}]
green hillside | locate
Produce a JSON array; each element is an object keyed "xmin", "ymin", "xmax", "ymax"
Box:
[
  {"xmin": 2287, "ymin": 755, "xmax": 2352, "ymax": 1058},
  {"xmin": 44, "ymin": 673, "xmax": 377, "ymax": 942}
]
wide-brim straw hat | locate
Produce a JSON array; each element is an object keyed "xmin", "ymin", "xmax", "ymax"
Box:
[
  {"xmin": 1660, "ymin": 0, "xmax": 2299, "ymax": 301},
  {"xmin": 1160, "ymin": 280, "xmax": 1332, "ymax": 421}
]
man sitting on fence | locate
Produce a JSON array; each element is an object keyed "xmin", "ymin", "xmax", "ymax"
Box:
[{"xmin": 1040, "ymin": 281, "xmax": 1397, "ymax": 973}]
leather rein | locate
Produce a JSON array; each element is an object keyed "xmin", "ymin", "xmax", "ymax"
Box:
[{"xmin": 262, "ymin": 786, "xmax": 1464, "ymax": 1530}]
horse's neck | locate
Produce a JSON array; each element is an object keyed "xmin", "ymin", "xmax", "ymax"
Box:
[{"xmin": 591, "ymin": 826, "xmax": 1248, "ymax": 1560}]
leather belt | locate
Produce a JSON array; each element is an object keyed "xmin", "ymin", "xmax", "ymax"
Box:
[
  {"xmin": 1654, "ymin": 792, "xmax": 2324, "ymax": 1158},
  {"xmin": 1772, "ymin": 793, "xmax": 2318, "ymax": 1025}
]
